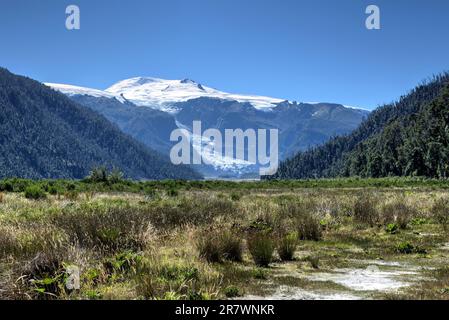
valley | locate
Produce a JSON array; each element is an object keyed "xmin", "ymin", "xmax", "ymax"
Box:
[
  {"xmin": 0, "ymin": 178, "xmax": 448, "ymax": 300},
  {"xmin": 47, "ymin": 78, "xmax": 369, "ymax": 178}
]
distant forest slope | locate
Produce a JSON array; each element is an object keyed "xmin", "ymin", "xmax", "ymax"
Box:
[
  {"xmin": 270, "ymin": 73, "xmax": 449, "ymax": 179},
  {"xmin": 0, "ymin": 68, "xmax": 201, "ymax": 180}
]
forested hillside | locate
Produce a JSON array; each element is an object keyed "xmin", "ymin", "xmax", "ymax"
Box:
[
  {"xmin": 0, "ymin": 68, "xmax": 201, "ymax": 180},
  {"xmin": 271, "ymin": 73, "xmax": 449, "ymax": 179}
]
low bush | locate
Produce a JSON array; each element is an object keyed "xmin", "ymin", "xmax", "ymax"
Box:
[
  {"xmin": 353, "ymin": 194, "xmax": 379, "ymax": 227},
  {"xmin": 277, "ymin": 232, "xmax": 297, "ymax": 261},
  {"xmin": 296, "ymin": 214, "xmax": 322, "ymax": 241},
  {"xmin": 430, "ymin": 198, "xmax": 449, "ymax": 230},
  {"xmin": 305, "ymin": 255, "xmax": 320, "ymax": 269},
  {"xmin": 167, "ymin": 188, "xmax": 179, "ymax": 197},
  {"xmin": 385, "ymin": 223, "xmax": 399, "ymax": 234},
  {"xmin": 219, "ymin": 231, "xmax": 243, "ymax": 262},
  {"xmin": 279, "ymin": 201, "xmax": 322, "ymax": 241},
  {"xmin": 103, "ymin": 250, "xmax": 143, "ymax": 276},
  {"xmin": 224, "ymin": 285, "xmax": 241, "ymax": 298},
  {"xmin": 52, "ymin": 203, "xmax": 152, "ymax": 252},
  {"xmin": 24, "ymin": 185, "xmax": 47, "ymax": 200},
  {"xmin": 196, "ymin": 231, "xmax": 223, "ymax": 263},
  {"xmin": 230, "ymin": 192, "xmax": 241, "ymax": 201},
  {"xmin": 196, "ymin": 229, "xmax": 243, "ymax": 263},
  {"xmin": 381, "ymin": 200, "xmax": 417, "ymax": 229},
  {"xmin": 135, "ymin": 259, "xmax": 218, "ymax": 300},
  {"xmin": 252, "ymin": 268, "xmax": 268, "ymax": 280},
  {"xmin": 247, "ymin": 232, "xmax": 275, "ymax": 267},
  {"xmin": 397, "ymin": 242, "xmax": 414, "ymax": 254}
]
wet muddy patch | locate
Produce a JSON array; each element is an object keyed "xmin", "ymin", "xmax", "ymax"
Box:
[{"xmin": 242, "ymin": 259, "xmax": 428, "ymax": 300}]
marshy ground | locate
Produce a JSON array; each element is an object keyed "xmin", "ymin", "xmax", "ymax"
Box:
[{"xmin": 0, "ymin": 179, "xmax": 448, "ymax": 300}]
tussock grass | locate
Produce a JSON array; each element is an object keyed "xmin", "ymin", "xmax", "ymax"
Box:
[
  {"xmin": 431, "ymin": 197, "xmax": 449, "ymax": 230},
  {"xmin": 247, "ymin": 232, "xmax": 275, "ymax": 267},
  {"xmin": 381, "ymin": 198, "xmax": 419, "ymax": 229},
  {"xmin": 277, "ymin": 232, "xmax": 298, "ymax": 261},
  {"xmin": 353, "ymin": 193, "xmax": 379, "ymax": 227},
  {"xmin": 1, "ymin": 184, "xmax": 449, "ymax": 300}
]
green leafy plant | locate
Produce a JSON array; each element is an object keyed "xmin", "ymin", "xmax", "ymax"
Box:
[{"xmin": 385, "ymin": 223, "xmax": 399, "ymax": 234}]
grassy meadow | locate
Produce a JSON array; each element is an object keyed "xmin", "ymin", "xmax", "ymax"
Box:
[{"xmin": 0, "ymin": 178, "xmax": 448, "ymax": 300}]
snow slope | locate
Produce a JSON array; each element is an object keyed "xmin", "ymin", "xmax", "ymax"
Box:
[
  {"xmin": 105, "ymin": 77, "xmax": 285, "ymax": 112},
  {"xmin": 46, "ymin": 83, "xmax": 127, "ymax": 103}
]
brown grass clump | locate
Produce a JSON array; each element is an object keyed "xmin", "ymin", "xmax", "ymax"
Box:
[
  {"xmin": 353, "ymin": 193, "xmax": 379, "ymax": 227},
  {"xmin": 381, "ymin": 199, "xmax": 418, "ymax": 229}
]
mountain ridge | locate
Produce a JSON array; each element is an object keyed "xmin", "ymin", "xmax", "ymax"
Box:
[
  {"xmin": 49, "ymin": 79, "xmax": 369, "ymax": 178},
  {"xmin": 270, "ymin": 73, "xmax": 449, "ymax": 179},
  {"xmin": 0, "ymin": 68, "xmax": 201, "ymax": 180}
]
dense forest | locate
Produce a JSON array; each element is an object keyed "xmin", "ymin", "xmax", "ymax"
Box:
[
  {"xmin": 0, "ymin": 68, "xmax": 201, "ymax": 180},
  {"xmin": 270, "ymin": 73, "xmax": 449, "ymax": 179}
]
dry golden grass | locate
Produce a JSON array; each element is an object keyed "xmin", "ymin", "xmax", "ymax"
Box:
[{"xmin": 0, "ymin": 187, "xmax": 448, "ymax": 300}]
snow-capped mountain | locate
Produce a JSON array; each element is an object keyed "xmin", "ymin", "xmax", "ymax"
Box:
[
  {"xmin": 46, "ymin": 78, "xmax": 370, "ymax": 178},
  {"xmin": 105, "ymin": 77, "xmax": 286, "ymax": 112},
  {"xmin": 47, "ymin": 83, "xmax": 127, "ymax": 103}
]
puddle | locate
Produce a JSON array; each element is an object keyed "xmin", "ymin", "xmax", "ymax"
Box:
[
  {"xmin": 306, "ymin": 266, "xmax": 418, "ymax": 291},
  {"xmin": 242, "ymin": 259, "xmax": 424, "ymax": 300},
  {"xmin": 243, "ymin": 286, "xmax": 362, "ymax": 300}
]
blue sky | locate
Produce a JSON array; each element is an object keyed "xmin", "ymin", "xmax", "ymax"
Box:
[{"xmin": 1, "ymin": 0, "xmax": 448, "ymax": 110}]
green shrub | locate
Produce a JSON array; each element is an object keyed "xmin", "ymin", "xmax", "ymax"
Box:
[
  {"xmin": 167, "ymin": 188, "xmax": 179, "ymax": 197},
  {"xmin": 410, "ymin": 218, "xmax": 428, "ymax": 226},
  {"xmin": 103, "ymin": 251, "xmax": 142, "ymax": 275},
  {"xmin": 134, "ymin": 259, "xmax": 216, "ymax": 300},
  {"xmin": 158, "ymin": 265, "xmax": 199, "ymax": 282},
  {"xmin": 47, "ymin": 185, "xmax": 59, "ymax": 195},
  {"xmin": 88, "ymin": 166, "xmax": 108, "ymax": 182},
  {"xmin": 24, "ymin": 185, "xmax": 47, "ymax": 200},
  {"xmin": 230, "ymin": 192, "xmax": 241, "ymax": 201},
  {"xmin": 108, "ymin": 168, "xmax": 124, "ymax": 184},
  {"xmin": 397, "ymin": 242, "xmax": 414, "ymax": 254},
  {"xmin": 385, "ymin": 223, "xmax": 399, "ymax": 234},
  {"xmin": 224, "ymin": 285, "xmax": 241, "ymax": 298},
  {"xmin": 277, "ymin": 232, "xmax": 297, "ymax": 261},
  {"xmin": 247, "ymin": 232, "xmax": 275, "ymax": 267},
  {"xmin": 85, "ymin": 290, "xmax": 103, "ymax": 300}
]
